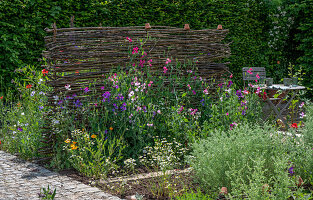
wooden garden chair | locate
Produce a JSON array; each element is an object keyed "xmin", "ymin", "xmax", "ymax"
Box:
[{"xmin": 242, "ymin": 67, "xmax": 266, "ymax": 87}]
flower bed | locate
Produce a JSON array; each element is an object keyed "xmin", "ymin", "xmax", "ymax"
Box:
[{"xmin": 0, "ymin": 36, "xmax": 312, "ymax": 199}]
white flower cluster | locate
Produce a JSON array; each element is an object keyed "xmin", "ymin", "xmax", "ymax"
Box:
[
  {"xmin": 124, "ymin": 158, "xmax": 137, "ymax": 171},
  {"xmin": 139, "ymin": 136, "xmax": 187, "ymax": 171}
]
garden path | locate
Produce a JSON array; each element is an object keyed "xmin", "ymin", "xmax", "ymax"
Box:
[{"xmin": 0, "ymin": 150, "xmax": 122, "ymax": 200}]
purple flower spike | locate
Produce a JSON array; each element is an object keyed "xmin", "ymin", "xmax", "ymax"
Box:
[{"xmin": 288, "ymin": 166, "xmax": 294, "ymax": 175}]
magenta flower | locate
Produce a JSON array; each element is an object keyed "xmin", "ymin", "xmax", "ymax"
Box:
[
  {"xmin": 84, "ymin": 87, "xmax": 90, "ymax": 93},
  {"xmin": 178, "ymin": 106, "xmax": 184, "ymax": 114},
  {"xmin": 101, "ymin": 86, "xmax": 105, "ymax": 90},
  {"xmin": 230, "ymin": 122, "xmax": 238, "ymax": 130},
  {"xmin": 126, "ymin": 37, "xmax": 132, "ymax": 42},
  {"xmin": 165, "ymin": 58, "xmax": 171, "ymax": 64},
  {"xmin": 190, "ymin": 108, "xmax": 198, "ymax": 115},
  {"xmin": 247, "ymin": 68, "xmax": 253, "ymax": 75},
  {"xmin": 187, "ymin": 84, "xmax": 191, "ymax": 90},
  {"xmin": 163, "ymin": 66, "xmax": 168, "ymax": 73},
  {"xmin": 192, "ymin": 90, "xmax": 196, "ymax": 95},
  {"xmin": 148, "ymin": 59, "xmax": 152, "ymax": 67},
  {"xmin": 256, "ymin": 74, "xmax": 260, "ymax": 79},
  {"xmin": 203, "ymin": 89, "xmax": 208, "ymax": 94},
  {"xmin": 132, "ymin": 47, "xmax": 139, "ymax": 54},
  {"xmin": 139, "ymin": 60, "xmax": 145, "ymax": 67}
]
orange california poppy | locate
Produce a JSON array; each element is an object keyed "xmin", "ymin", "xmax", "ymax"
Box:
[{"xmin": 91, "ymin": 134, "xmax": 97, "ymax": 139}]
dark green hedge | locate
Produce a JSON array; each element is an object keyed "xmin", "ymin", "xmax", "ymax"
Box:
[
  {"xmin": 296, "ymin": 0, "xmax": 313, "ymax": 96},
  {"xmin": 0, "ymin": 0, "xmax": 312, "ymax": 97}
]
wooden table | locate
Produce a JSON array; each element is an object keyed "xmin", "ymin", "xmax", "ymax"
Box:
[
  {"xmin": 254, "ymin": 84, "xmax": 305, "ymax": 129},
  {"xmin": 261, "ymin": 84, "xmax": 306, "ymax": 129}
]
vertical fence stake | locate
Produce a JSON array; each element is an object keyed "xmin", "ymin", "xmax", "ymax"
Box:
[{"xmin": 53, "ymin": 22, "xmax": 57, "ymax": 42}]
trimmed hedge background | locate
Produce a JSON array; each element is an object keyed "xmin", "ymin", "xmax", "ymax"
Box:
[{"xmin": 0, "ymin": 0, "xmax": 312, "ymax": 97}]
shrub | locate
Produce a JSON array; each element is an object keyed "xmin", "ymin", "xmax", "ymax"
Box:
[{"xmin": 188, "ymin": 123, "xmax": 296, "ymax": 198}]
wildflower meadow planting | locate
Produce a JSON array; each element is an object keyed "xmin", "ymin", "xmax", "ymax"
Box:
[{"xmin": 1, "ymin": 5, "xmax": 313, "ymax": 198}]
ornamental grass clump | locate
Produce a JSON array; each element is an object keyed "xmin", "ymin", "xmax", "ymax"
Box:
[{"xmin": 188, "ymin": 123, "xmax": 296, "ymax": 198}]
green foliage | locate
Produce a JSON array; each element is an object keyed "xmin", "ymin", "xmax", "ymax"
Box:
[
  {"xmin": 64, "ymin": 129, "xmax": 125, "ymax": 178},
  {"xmin": 38, "ymin": 185, "xmax": 56, "ymax": 200},
  {"xmin": 289, "ymin": 103, "xmax": 313, "ymax": 184},
  {"xmin": 0, "ymin": 64, "xmax": 50, "ymax": 159},
  {"xmin": 295, "ymin": 0, "xmax": 313, "ymax": 97},
  {"xmin": 176, "ymin": 189, "xmax": 213, "ymax": 200},
  {"xmin": 188, "ymin": 123, "xmax": 296, "ymax": 197},
  {"xmin": 207, "ymin": 82, "xmax": 263, "ymax": 131}
]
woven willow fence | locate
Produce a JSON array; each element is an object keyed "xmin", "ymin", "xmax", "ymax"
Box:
[{"xmin": 39, "ymin": 23, "xmax": 230, "ymax": 159}]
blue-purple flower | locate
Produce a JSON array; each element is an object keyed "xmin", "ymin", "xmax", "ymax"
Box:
[
  {"xmin": 74, "ymin": 99, "xmax": 82, "ymax": 107},
  {"xmin": 200, "ymin": 99, "xmax": 205, "ymax": 106},
  {"xmin": 236, "ymin": 89, "xmax": 243, "ymax": 99},
  {"xmin": 116, "ymin": 94, "xmax": 124, "ymax": 101},
  {"xmin": 288, "ymin": 166, "xmax": 294, "ymax": 175},
  {"xmin": 120, "ymin": 103, "xmax": 127, "ymax": 111}
]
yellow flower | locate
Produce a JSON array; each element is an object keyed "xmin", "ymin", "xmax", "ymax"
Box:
[
  {"xmin": 65, "ymin": 139, "xmax": 71, "ymax": 143},
  {"xmin": 91, "ymin": 134, "xmax": 97, "ymax": 139},
  {"xmin": 70, "ymin": 144, "xmax": 77, "ymax": 150},
  {"xmin": 109, "ymin": 127, "xmax": 113, "ymax": 131}
]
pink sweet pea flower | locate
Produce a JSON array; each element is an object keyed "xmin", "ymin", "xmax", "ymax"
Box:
[
  {"xmin": 165, "ymin": 58, "xmax": 171, "ymax": 64},
  {"xmin": 256, "ymin": 74, "xmax": 260, "ymax": 79},
  {"xmin": 132, "ymin": 47, "xmax": 139, "ymax": 54},
  {"xmin": 163, "ymin": 66, "xmax": 168, "ymax": 73},
  {"xmin": 148, "ymin": 59, "xmax": 152, "ymax": 67},
  {"xmin": 247, "ymin": 68, "xmax": 253, "ymax": 75},
  {"xmin": 203, "ymin": 89, "xmax": 208, "ymax": 94},
  {"xmin": 230, "ymin": 74, "xmax": 233, "ymax": 78},
  {"xmin": 126, "ymin": 37, "xmax": 132, "ymax": 42}
]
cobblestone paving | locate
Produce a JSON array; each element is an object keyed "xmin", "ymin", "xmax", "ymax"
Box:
[{"xmin": 0, "ymin": 150, "xmax": 122, "ymax": 200}]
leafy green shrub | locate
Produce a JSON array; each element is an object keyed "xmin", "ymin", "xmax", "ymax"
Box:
[
  {"xmin": 176, "ymin": 189, "xmax": 212, "ymax": 200},
  {"xmin": 188, "ymin": 123, "xmax": 295, "ymax": 197}
]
